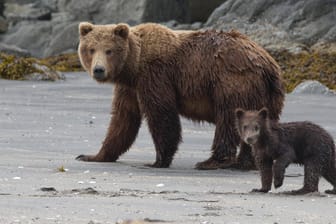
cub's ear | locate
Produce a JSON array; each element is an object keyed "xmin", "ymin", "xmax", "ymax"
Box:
[
  {"xmin": 235, "ymin": 108, "xmax": 245, "ymax": 120},
  {"xmin": 79, "ymin": 22, "xmax": 93, "ymax": 36},
  {"xmin": 114, "ymin": 23, "xmax": 129, "ymax": 39},
  {"xmin": 258, "ymin": 107, "xmax": 268, "ymax": 119}
]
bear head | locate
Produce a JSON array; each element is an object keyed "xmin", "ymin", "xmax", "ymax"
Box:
[
  {"xmin": 235, "ymin": 107, "xmax": 269, "ymax": 145},
  {"xmin": 78, "ymin": 22, "xmax": 132, "ymax": 83}
]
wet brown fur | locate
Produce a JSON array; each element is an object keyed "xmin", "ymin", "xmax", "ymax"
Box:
[
  {"xmin": 235, "ymin": 108, "xmax": 336, "ymax": 194},
  {"xmin": 77, "ymin": 22, "xmax": 285, "ymax": 169}
]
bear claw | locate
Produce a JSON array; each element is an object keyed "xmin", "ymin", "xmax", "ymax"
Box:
[{"xmin": 76, "ymin": 154, "xmax": 89, "ymax": 161}]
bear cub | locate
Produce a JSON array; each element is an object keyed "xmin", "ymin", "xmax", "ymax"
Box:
[{"xmin": 235, "ymin": 108, "xmax": 336, "ymax": 195}]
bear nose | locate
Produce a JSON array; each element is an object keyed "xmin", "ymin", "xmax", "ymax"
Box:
[
  {"xmin": 93, "ymin": 66, "xmax": 106, "ymax": 80},
  {"xmin": 246, "ymin": 137, "xmax": 253, "ymax": 144}
]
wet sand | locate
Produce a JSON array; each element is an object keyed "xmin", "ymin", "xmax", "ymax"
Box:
[{"xmin": 0, "ymin": 73, "xmax": 336, "ymax": 224}]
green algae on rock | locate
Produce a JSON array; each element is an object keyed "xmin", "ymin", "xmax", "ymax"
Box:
[
  {"xmin": 270, "ymin": 50, "xmax": 336, "ymax": 93},
  {"xmin": 42, "ymin": 53, "xmax": 83, "ymax": 72},
  {"xmin": 0, "ymin": 53, "xmax": 65, "ymax": 81}
]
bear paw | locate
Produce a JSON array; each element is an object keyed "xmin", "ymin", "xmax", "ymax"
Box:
[
  {"xmin": 195, "ymin": 157, "xmax": 234, "ymax": 170},
  {"xmin": 251, "ymin": 188, "xmax": 269, "ymax": 193},
  {"xmin": 75, "ymin": 154, "xmax": 117, "ymax": 162},
  {"xmin": 288, "ymin": 188, "xmax": 316, "ymax": 195},
  {"xmin": 145, "ymin": 160, "xmax": 171, "ymax": 168},
  {"xmin": 325, "ymin": 189, "xmax": 336, "ymax": 194},
  {"xmin": 76, "ymin": 154, "xmax": 92, "ymax": 161}
]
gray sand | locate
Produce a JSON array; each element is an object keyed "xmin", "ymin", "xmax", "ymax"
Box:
[{"xmin": 0, "ymin": 73, "xmax": 336, "ymax": 224}]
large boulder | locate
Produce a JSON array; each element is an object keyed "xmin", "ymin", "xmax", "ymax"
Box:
[
  {"xmin": 56, "ymin": 0, "xmax": 222, "ymax": 24},
  {"xmin": 206, "ymin": 0, "xmax": 336, "ymax": 51},
  {"xmin": 1, "ymin": 21, "xmax": 51, "ymax": 56},
  {"xmin": 43, "ymin": 22, "xmax": 78, "ymax": 57},
  {"xmin": 0, "ymin": 15, "xmax": 6, "ymax": 33},
  {"xmin": 4, "ymin": 2, "xmax": 51, "ymax": 21},
  {"xmin": 0, "ymin": 43, "xmax": 30, "ymax": 57}
]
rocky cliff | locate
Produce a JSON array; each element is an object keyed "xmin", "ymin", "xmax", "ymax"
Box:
[
  {"xmin": 1, "ymin": 0, "xmax": 335, "ymax": 57},
  {"xmin": 205, "ymin": 0, "xmax": 336, "ymax": 53},
  {"xmin": 0, "ymin": 0, "xmax": 223, "ymax": 57}
]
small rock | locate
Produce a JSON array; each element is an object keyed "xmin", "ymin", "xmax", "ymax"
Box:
[
  {"xmin": 40, "ymin": 187, "xmax": 57, "ymax": 192},
  {"xmin": 0, "ymin": 43, "xmax": 30, "ymax": 57},
  {"xmin": 162, "ymin": 20, "xmax": 178, "ymax": 28},
  {"xmin": 190, "ymin": 22, "xmax": 203, "ymax": 30},
  {"xmin": 291, "ymin": 80, "xmax": 336, "ymax": 96},
  {"xmin": 27, "ymin": 63, "xmax": 65, "ymax": 81}
]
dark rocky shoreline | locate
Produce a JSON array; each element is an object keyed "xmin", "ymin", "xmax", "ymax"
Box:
[{"xmin": 0, "ymin": 0, "xmax": 335, "ymax": 91}]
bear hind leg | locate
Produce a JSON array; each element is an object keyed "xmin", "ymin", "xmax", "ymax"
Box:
[
  {"xmin": 290, "ymin": 160, "xmax": 321, "ymax": 195},
  {"xmin": 323, "ymin": 165, "xmax": 336, "ymax": 194},
  {"xmin": 196, "ymin": 112, "xmax": 243, "ymax": 170}
]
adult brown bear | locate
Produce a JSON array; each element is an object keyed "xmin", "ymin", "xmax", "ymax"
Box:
[{"xmin": 76, "ymin": 22, "xmax": 284, "ymax": 169}]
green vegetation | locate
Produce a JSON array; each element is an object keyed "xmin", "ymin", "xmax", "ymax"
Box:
[
  {"xmin": 271, "ymin": 50, "xmax": 336, "ymax": 92},
  {"xmin": 42, "ymin": 53, "xmax": 83, "ymax": 72},
  {"xmin": 1, "ymin": 51, "xmax": 336, "ymax": 93},
  {"xmin": 0, "ymin": 53, "xmax": 82, "ymax": 81},
  {"xmin": 0, "ymin": 53, "xmax": 38, "ymax": 80}
]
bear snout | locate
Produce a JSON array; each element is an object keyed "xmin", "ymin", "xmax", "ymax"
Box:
[
  {"xmin": 244, "ymin": 135, "xmax": 258, "ymax": 145},
  {"xmin": 93, "ymin": 65, "xmax": 106, "ymax": 81}
]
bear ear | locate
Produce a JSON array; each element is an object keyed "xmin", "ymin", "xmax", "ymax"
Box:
[
  {"xmin": 235, "ymin": 108, "xmax": 245, "ymax": 120},
  {"xmin": 79, "ymin": 22, "xmax": 93, "ymax": 36},
  {"xmin": 114, "ymin": 23, "xmax": 129, "ymax": 39},
  {"xmin": 258, "ymin": 107, "xmax": 268, "ymax": 119}
]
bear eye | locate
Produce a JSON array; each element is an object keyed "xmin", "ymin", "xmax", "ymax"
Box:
[
  {"xmin": 254, "ymin": 126, "xmax": 259, "ymax": 132},
  {"xmin": 89, "ymin": 49, "xmax": 95, "ymax": 55},
  {"xmin": 106, "ymin": 50, "xmax": 112, "ymax": 55},
  {"xmin": 243, "ymin": 125, "xmax": 248, "ymax": 131}
]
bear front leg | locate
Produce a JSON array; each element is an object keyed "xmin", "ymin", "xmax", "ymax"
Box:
[
  {"xmin": 137, "ymin": 75, "xmax": 182, "ymax": 168},
  {"xmin": 76, "ymin": 85, "xmax": 141, "ymax": 162},
  {"xmin": 272, "ymin": 151, "xmax": 295, "ymax": 189},
  {"xmin": 234, "ymin": 142, "xmax": 257, "ymax": 170},
  {"xmin": 145, "ymin": 106, "xmax": 182, "ymax": 168},
  {"xmin": 251, "ymin": 157, "xmax": 273, "ymax": 193}
]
